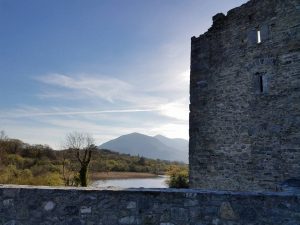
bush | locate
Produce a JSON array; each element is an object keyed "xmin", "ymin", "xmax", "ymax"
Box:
[
  {"xmin": 166, "ymin": 166, "xmax": 189, "ymax": 188},
  {"xmin": 0, "ymin": 164, "xmax": 63, "ymax": 186},
  {"xmin": 32, "ymin": 172, "xmax": 64, "ymax": 186}
]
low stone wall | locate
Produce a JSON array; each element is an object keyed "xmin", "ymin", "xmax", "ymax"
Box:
[{"xmin": 0, "ymin": 185, "xmax": 299, "ymax": 225}]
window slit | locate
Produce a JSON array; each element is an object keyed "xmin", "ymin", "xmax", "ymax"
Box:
[
  {"xmin": 257, "ymin": 30, "xmax": 261, "ymax": 43},
  {"xmin": 259, "ymin": 75, "xmax": 264, "ymax": 93}
]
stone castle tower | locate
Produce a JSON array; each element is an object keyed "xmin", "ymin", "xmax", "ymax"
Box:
[{"xmin": 189, "ymin": 0, "xmax": 300, "ymax": 191}]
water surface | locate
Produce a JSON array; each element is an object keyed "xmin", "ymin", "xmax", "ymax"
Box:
[{"xmin": 92, "ymin": 175, "xmax": 168, "ymax": 188}]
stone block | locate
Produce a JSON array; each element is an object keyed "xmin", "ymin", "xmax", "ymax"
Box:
[{"xmin": 43, "ymin": 201, "xmax": 55, "ymax": 211}]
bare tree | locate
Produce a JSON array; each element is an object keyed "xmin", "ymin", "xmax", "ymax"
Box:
[{"xmin": 64, "ymin": 132, "xmax": 96, "ymax": 187}]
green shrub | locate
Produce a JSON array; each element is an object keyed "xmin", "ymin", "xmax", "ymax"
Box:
[{"xmin": 166, "ymin": 166, "xmax": 189, "ymax": 188}]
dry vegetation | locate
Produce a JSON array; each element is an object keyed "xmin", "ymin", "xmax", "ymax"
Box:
[{"xmin": 0, "ymin": 132, "xmax": 187, "ymax": 187}]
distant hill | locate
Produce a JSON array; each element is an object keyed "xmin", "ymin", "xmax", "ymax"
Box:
[{"xmin": 99, "ymin": 133, "xmax": 188, "ymax": 163}]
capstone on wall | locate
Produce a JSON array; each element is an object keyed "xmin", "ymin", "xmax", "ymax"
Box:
[
  {"xmin": 189, "ymin": 0, "xmax": 300, "ymax": 191},
  {"xmin": 0, "ymin": 186, "xmax": 299, "ymax": 225}
]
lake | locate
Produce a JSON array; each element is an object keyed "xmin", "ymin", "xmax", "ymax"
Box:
[{"xmin": 91, "ymin": 175, "xmax": 168, "ymax": 188}]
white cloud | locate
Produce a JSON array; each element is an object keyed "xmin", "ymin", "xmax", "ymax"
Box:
[
  {"xmin": 35, "ymin": 73, "xmax": 133, "ymax": 103},
  {"xmin": 159, "ymin": 98, "xmax": 189, "ymax": 121},
  {"xmin": 0, "ymin": 108, "xmax": 159, "ymax": 118},
  {"xmin": 150, "ymin": 123, "xmax": 189, "ymax": 140},
  {"xmin": 35, "ymin": 73, "xmax": 173, "ymax": 107},
  {"xmin": 147, "ymin": 69, "xmax": 189, "ymax": 95},
  {"xmin": 33, "ymin": 72, "xmax": 190, "ymax": 120}
]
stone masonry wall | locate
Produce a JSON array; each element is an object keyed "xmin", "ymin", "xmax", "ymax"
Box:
[
  {"xmin": 189, "ymin": 0, "xmax": 300, "ymax": 191},
  {"xmin": 0, "ymin": 185, "xmax": 299, "ymax": 225}
]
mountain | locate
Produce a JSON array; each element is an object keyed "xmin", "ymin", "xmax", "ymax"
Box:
[
  {"xmin": 99, "ymin": 133, "xmax": 188, "ymax": 163},
  {"xmin": 154, "ymin": 135, "xmax": 188, "ymax": 153}
]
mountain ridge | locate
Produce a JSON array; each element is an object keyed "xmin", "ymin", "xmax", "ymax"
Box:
[{"xmin": 99, "ymin": 133, "xmax": 188, "ymax": 163}]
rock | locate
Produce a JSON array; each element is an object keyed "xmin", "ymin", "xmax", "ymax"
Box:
[
  {"xmin": 126, "ymin": 201, "xmax": 136, "ymax": 209},
  {"xmin": 3, "ymin": 199, "xmax": 14, "ymax": 207},
  {"xmin": 44, "ymin": 201, "xmax": 55, "ymax": 211},
  {"xmin": 119, "ymin": 216, "xmax": 135, "ymax": 224},
  {"xmin": 4, "ymin": 220, "xmax": 16, "ymax": 225},
  {"xmin": 80, "ymin": 206, "xmax": 92, "ymax": 214},
  {"xmin": 219, "ymin": 202, "xmax": 237, "ymax": 220}
]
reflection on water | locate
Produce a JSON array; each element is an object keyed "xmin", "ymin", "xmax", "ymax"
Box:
[{"xmin": 91, "ymin": 175, "xmax": 168, "ymax": 188}]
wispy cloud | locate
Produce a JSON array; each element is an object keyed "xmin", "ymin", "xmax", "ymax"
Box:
[
  {"xmin": 35, "ymin": 73, "xmax": 133, "ymax": 103},
  {"xmin": 0, "ymin": 108, "xmax": 159, "ymax": 119},
  {"xmin": 34, "ymin": 73, "xmax": 174, "ymax": 108},
  {"xmin": 32, "ymin": 72, "xmax": 189, "ymax": 121}
]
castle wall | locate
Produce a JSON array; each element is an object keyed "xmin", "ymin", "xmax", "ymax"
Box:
[
  {"xmin": 189, "ymin": 0, "xmax": 300, "ymax": 191},
  {"xmin": 0, "ymin": 186, "xmax": 299, "ymax": 225}
]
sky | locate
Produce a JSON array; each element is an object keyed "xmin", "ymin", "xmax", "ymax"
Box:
[{"xmin": 0, "ymin": 0, "xmax": 247, "ymax": 148}]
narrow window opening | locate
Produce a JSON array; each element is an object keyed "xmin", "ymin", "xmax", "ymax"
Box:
[
  {"xmin": 257, "ymin": 30, "xmax": 261, "ymax": 43},
  {"xmin": 259, "ymin": 75, "xmax": 264, "ymax": 93}
]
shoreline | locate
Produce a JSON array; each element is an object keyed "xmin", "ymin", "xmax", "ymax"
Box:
[{"xmin": 90, "ymin": 172, "xmax": 160, "ymax": 181}]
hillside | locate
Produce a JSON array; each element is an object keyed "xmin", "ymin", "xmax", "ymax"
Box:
[
  {"xmin": 154, "ymin": 135, "xmax": 188, "ymax": 153},
  {"xmin": 99, "ymin": 133, "xmax": 188, "ymax": 162}
]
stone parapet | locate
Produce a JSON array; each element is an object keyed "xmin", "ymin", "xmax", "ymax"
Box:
[{"xmin": 0, "ymin": 185, "xmax": 299, "ymax": 225}]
